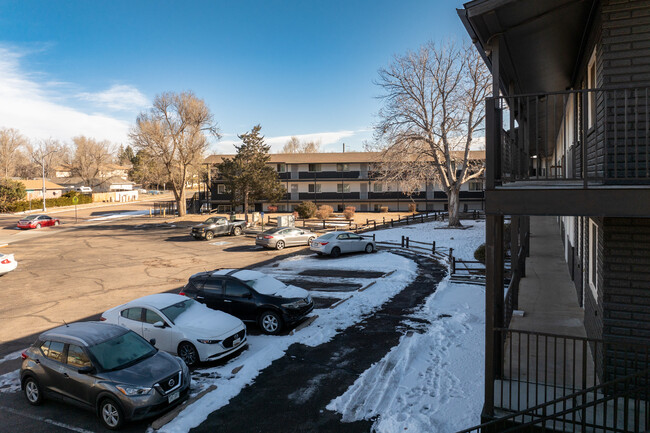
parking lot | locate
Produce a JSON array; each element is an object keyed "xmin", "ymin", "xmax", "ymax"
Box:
[{"xmin": 0, "ymin": 207, "xmax": 455, "ymax": 433}]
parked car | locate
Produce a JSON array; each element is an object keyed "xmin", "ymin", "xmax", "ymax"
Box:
[
  {"xmin": 101, "ymin": 294, "xmax": 246, "ymax": 367},
  {"xmin": 75, "ymin": 186, "xmax": 92, "ymax": 193},
  {"xmin": 310, "ymin": 231, "xmax": 375, "ymax": 257},
  {"xmin": 0, "ymin": 253, "xmax": 17, "ymax": 276},
  {"xmin": 255, "ymin": 227, "xmax": 317, "ymax": 250},
  {"xmin": 180, "ymin": 269, "xmax": 314, "ymax": 335},
  {"xmin": 190, "ymin": 216, "xmax": 246, "ymax": 240},
  {"xmin": 17, "ymin": 214, "xmax": 60, "ymax": 229},
  {"xmin": 20, "ymin": 322, "xmax": 190, "ymax": 430}
]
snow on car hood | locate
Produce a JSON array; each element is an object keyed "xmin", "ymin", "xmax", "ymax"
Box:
[
  {"xmin": 174, "ymin": 301, "xmax": 243, "ymax": 338},
  {"xmin": 216, "ymin": 269, "xmax": 309, "ymax": 299}
]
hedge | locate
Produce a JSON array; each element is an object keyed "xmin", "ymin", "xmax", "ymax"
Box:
[{"xmin": 9, "ymin": 193, "xmax": 93, "ymax": 212}]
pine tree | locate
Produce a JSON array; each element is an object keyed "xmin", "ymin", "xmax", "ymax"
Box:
[{"xmin": 218, "ymin": 125, "xmax": 285, "ymax": 222}]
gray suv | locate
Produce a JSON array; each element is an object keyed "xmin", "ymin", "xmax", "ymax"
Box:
[{"xmin": 20, "ymin": 322, "xmax": 190, "ymax": 430}]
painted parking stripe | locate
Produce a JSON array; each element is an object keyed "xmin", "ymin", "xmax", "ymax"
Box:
[{"xmin": 0, "ymin": 405, "xmax": 95, "ymax": 433}]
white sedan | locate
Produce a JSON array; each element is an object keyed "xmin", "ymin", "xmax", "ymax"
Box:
[
  {"xmin": 101, "ymin": 294, "xmax": 247, "ymax": 366},
  {"xmin": 310, "ymin": 231, "xmax": 376, "ymax": 257},
  {"xmin": 0, "ymin": 253, "xmax": 17, "ymax": 276}
]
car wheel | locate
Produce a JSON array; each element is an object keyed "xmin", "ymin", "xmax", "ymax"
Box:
[
  {"xmin": 307, "ymin": 236, "xmax": 315, "ymax": 245},
  {"xmin": 23, "ymin": 377, "xmax": 43, "ymax": 406},
  {"xmin": 54, "ymin": 221, "xmax": 60, "ymax": 226},
  {"xmin": 35, "ymin": 224, "xmax": 41, "ymax": 229},
  {"xmin": 178, "ymin": 342, "xmax": 199, "ymax": 367},
  {"xmin": 232, "ymin": 226, "xmax": 242, "ymax": 236},
  {"xmin": 365, "ymin": 243, "xmax": 374, "ymax": 253},
  {"xmin": 275, "ymin": 240, "xmax": 285, "ymax": 250},
  {"xmin": 330, "ymin": 247, "xmax": 341, "ymax": 258},
  {"xmin": 259, "ymin": 311, "xmax": 282, "ymax": 335},
  {"xmin": 204, "ymin": 231, "xmax": 214, "ymax": 241},
  {"xmin": 99, "ymin": 398, "xmax": 124, "ymax": 430}
]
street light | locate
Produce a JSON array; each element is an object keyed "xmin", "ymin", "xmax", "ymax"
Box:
[{"xmin": 37, "ymin": 148, "xmax": 58, "ymax": 212}]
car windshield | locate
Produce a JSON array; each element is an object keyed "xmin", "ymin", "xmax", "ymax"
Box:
[
  {"xmin": 161, "ymin": 299, "xmax": 197, "ymax": 323},
  {"xmin": 204, "ymin": 218, "xmax": 217, "ymax": 224},
  {"xmin": 87, "ymin": 331, "xmax": 155, "ymax": 371}
]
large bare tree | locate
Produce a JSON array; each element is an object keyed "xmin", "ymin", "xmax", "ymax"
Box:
[
  {"xmin": 375, "ymin": 41, "xmax": 490, "ymax": 226},
  {"xmin": 25, "ymin": 138, "xmax": 65, "ymax": 179},
  {"xmin": 0, "ymin": 128, "xmax": 28, "ymax": 178},
  {"xmin": 71, "ymin": 136, "xmax": 112, "ymax": 184},
  {"xmin": 130, "ymin": 91, "xmax": 219, "ymax": 216}
]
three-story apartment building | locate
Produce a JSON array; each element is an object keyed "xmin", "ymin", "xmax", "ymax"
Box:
[{"xmin": 204, "ymin": 151, "xmax": 485, "ymax": 213}]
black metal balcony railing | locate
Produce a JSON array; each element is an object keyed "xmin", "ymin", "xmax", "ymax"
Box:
[
  {"xmin": 488, "ymin": 87, "xmax": 650, "ymax": 188},
  {"xmin": 298, "ymin": 171, "xmax": 362, "ymax": 180}
]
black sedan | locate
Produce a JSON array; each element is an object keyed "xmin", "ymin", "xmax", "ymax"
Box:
[{"xmin": 180, "ymin": 269, "xmax": 314, "ymax": 335}]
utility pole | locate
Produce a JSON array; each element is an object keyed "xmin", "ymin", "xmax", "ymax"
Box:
[{"xmin": 41, "ymin": 155, "xmax": 47, "ymax": 212}]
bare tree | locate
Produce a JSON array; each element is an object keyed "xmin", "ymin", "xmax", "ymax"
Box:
[
  {"xmin": 70, "ymin": 136, "xmax": 112, "ymax": 184},
  {"xmin": 282, "ymin": 136, "xmax": 321, "ymax": 153},
  {"xmin": 375, "ymin": 41, "xmax": 490, "ymax": 226},
  {"xmin": 0, "ymin": 128, "xmax": 28, "ymax": 178},
  {"xmin": 26, "ymin": 138, "xmax": 65, "ymax": 179},
  {"xmin": 130, "ymin": 91, "xmax": 219, "ymax": 216}
]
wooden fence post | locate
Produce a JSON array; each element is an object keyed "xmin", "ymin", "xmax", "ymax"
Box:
[
  {"xmin": 432, "ymin": 241, "xmax": 436, "ymax": 252},
  {"xmin": 406, "ymin": 237, "xmax": 410, "ymax": 248},
  {"xmin": 323, "ymin": 220, "xmax": 326, "ymax": 229},
  {"xmin": 373, "ymin": 234, "xmax": 376, "ymax": 241},
  {"xmin": 449, "ymin": 247, "xmax": 453, "ymax": 263},
  {"xmin": 391, "ymin": 218, "xmax": 394, "ymax": 227},
  {"xmin": 401, "ymin": 235, "xmax": 405, "ymax": 248},
  {"xmin": 451, "ymin": 256, "xmax": 456, "ymax": 274},
  {"xmin": 373, "ymin": 221, "xmax": 376, "ymax": 230}
]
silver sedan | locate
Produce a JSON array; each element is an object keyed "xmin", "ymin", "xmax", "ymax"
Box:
[
  {"xmin": 255, "ymin": 227, "xmax": 317, "ymax": 250},
  {"xmin": 310, "ymin": 231, "xmax": 375, "ymax": 257}
]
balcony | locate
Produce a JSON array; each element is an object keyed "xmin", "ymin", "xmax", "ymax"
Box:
[
  {"xmin": 298, "ymin": 171, "xmax": 362, "ymax": 180},
  {"xmin": 298, "ymin": 192, "xmax": 360, "ymax": 200},
  {"xmin": 487, "ymin": 87, "xmax": 650, "ymax": 217}
]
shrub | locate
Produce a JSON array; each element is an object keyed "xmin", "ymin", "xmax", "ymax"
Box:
[
  {"xmin": 474, "ymin": 243, "xmax": 486, "ymax": 264},
  {"xmin": 294, "ymin": 201, "xmax": 317, "ymax": 219},
  {"xmin": 315, "ymin": 204, "xmax": 334, "ymax": 219},
  {"xmin": 379, "ymin": 206, "xmax": 389, "ymax": 213},
  {"xmin": 343, "ymin": 206, "xmax": 355, "ymax": 219},
  {"xmin": 0, "ymin": 179, "xmax": 26, "ymax": 212},
  {"xmin": 266, "ymin": 205, "xmax": 278, "ymax": 213},
  {"xmin": 408, "ymin": 203, "xmax": 417, "ymax": 213},
  {"xmin": 8, "ymin": 193, "xmax": 93, "ymax": 212}
]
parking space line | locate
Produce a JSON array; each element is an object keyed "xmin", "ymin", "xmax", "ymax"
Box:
[{"xmin": 0, "ymin": 405, "xmax": 95, "ymax": 433}]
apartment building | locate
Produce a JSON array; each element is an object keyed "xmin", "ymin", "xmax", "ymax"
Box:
[
  {"xmin": 203, "ymin": 151, "xmax": 485, "ymax": 213},
  {"xmin": 459, "ymin": 0, "xmax": 650, "ymax": 431}
]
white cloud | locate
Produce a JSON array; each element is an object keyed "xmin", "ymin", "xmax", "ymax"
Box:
[
  {"xmin": 0, "ymin": 45, "xmax": 140, "ymax": 144},
  {"xmin": 212, "ymin": 129, "xmax": 365, "ymax": 154},
  {"xmin": 77, "ymin": 84, "xmax": 148, "ymax": 112}
]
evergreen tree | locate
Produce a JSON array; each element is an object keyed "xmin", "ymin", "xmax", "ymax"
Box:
[
  {"xmin": 218, "ymin": 125, "xmax": 285, "ymax": 222},
  {"xmin": 0, "ymin": 179, "xmax": 26, "ymax": 212}
]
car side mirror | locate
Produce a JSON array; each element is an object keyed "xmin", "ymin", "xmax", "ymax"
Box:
[
  {"xmin": 149, "ymin": 338, "xmax": 157, "ymax": 346},
  {"xmin": 153, "ymin": 321, "xmax": 165, "ymax": 328},
  {"xmin": 78, "ymin": 366, "xmax": 94, "ymax": 374},
  {"xmin": 244, "ymin": 292, "xmax": 253, "ymax": 299}
]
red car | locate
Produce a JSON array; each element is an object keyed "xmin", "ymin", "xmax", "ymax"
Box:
[{"xmin": 16, "ymin": 214, "xmax": 60, "ymax": 229}]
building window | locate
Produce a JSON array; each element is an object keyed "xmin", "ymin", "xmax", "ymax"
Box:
[
  {"xmin": 277, "ymin": 164, "xmax": 286, "ymax": 173},
  {"xmin": 588, "ymin": 219, "xmax": 598, "ymax": 302},
  {"xmin": 373, "ymin": 183, "xmax": 383, "ymax": 192},
  {"xmin": 217, "ymin": 184, "xmax": 226, "ymax": 194},
  {"xmin": 587, "ymin": 47, "xmax": 597, "ymax": 129},
  {"xmin": 217, "ymin": 205, "xmax": 231, "ymax": 213},
  {"xmin": 308, "ymin": 184, "xmax": 321, "ymax": 193},
  {"xmin": 337, "ymin": 163, "xmax": 349, "ymax": 172},
  {"xmin": 308, "ymin": 164, "xmax": 321, "ymax": 172},
  {"xmin": 469, "ymin": 181, "xmax": 483, "ymax": 191},
  {"xmin": 337, "ymin": 183, "xmax": 350, "ymax": 193},
  {"xmin": 291, "ymin": 184, "xmax": 298, "ymax": 193}
]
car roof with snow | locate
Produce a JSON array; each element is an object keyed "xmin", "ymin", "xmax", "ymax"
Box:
[
  {"xmin": 40, "ymin": 322, "xmax": 128, "ymax": 347},
  {"xmin": 122, "ymin": 293, "xmax": 190, "ymax": 309}
]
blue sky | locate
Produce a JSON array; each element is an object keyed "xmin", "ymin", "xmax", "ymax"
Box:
[{"xmin": 0, "ymin": 0, "xmax": 470, "ymax": 154}]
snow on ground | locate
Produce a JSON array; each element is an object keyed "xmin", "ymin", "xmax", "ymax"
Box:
[
  {"xmin": 327, "ymin": 219, "xmax": 486, "ymax": 432},
  {"xmin": 159, "ymin": 251, "xmax": 418, "ymax": 433},
  {"xmin": 0, "ymin": 369, "xmax": 20, "ymax": 393},
  {"xmin": 367, "ymin": 219, "xmax": 485, "ymax": 261},
  {"xmin": 87, "ymin": 210, "xmax": 149, "ymax": 222}
]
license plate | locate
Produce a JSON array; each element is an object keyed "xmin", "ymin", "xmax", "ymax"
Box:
[
  {"xmin": 233, "ymin": 338, "xmax": 241, "ymax": 346},
  {"xmin": 257, "ymin": 236, "xmax": 262, "ymax": 239},
  {"xmin": 168, "ymin": 390, "xmax": 180, "ymax": 403}
]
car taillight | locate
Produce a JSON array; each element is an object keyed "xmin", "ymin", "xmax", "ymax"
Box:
[
  {"xmin": 99, "ymin": 316, "xmax": 106, "ymax": 321},
  {"xmin": 179, "ymin": 292, "xmax": 186, "ymax": 296},
  {"xmin": 320, "ymin": 242, "xmax": 329, "ymax": 245},
  {"xmin": 21, "ymin": 351, "xmax": 28, "ymax": 360},
  {"xmin": 1, "ymin": 259, "xmax": 10, "ymax": 264},
  {"xmin": 264, "ymin": 235, "xmax": 274, "ymax": 239}
]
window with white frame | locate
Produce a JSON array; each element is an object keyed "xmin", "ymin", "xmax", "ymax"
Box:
[
  {"xmin": 308, "ymin": 164, "xmax": 321, "ymax": 172},
  {"xmin": 587, "ymin": 47, "xmax": 597, "ymax": 129},
  {"xmin": 337, "ymin": 183, "xmax": 350, "ymax": 193},
  {"xmin": 308, "ymin": 183, "xmax": 321, "ymax": 193},
  {"xmin": 588, "ymin": 219, "xmax": 599, "ymax": 302},
  {"xmin": 277, "ymin": 163, "xmax": 286, "ymax": 173},
  {"xmin": 373, "ymin": 183, "xmax": 383, "ymax": 192},
  {"xmin": 337, "ymin": 163, "xmax": 349, "ymax": 172},
  {"xmin": 469, "ymin": 181, "xmax": 483, "ymax": 191},
  {"xmin": 217, "ymin": 184, "xmax": 226, "ymax": 194}
]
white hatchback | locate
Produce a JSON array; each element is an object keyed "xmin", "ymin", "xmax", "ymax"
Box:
[
  {"xmin": 101, "ymin": 294, "xmax": 246, "ymax": 366},
  {"xmin": 0, "ymin": 253, "xmax": 17, "ymax": 276}
]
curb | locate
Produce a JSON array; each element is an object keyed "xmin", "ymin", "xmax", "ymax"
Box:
[{"xmin": 151, "ymin": 384, "xmax": 217, "ymax": 430}]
